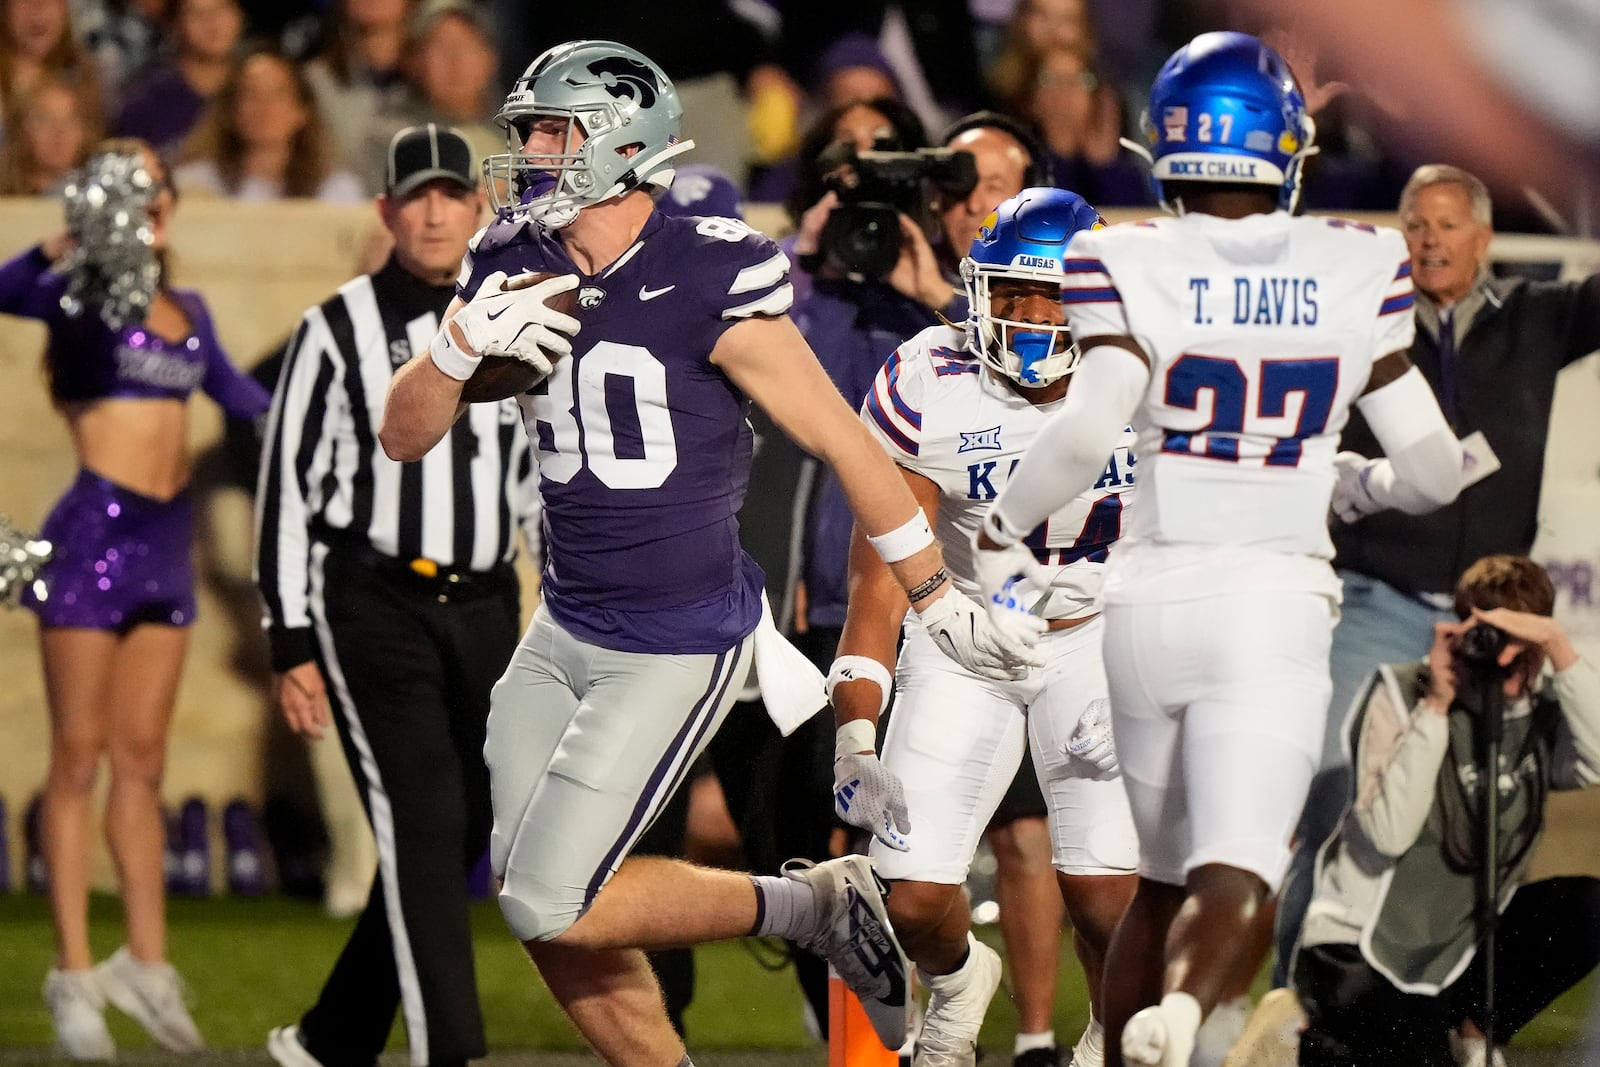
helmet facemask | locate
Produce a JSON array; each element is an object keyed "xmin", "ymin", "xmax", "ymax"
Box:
[{"xmin": 963, "ymin": 259, "xmax": 1081, "ymax": 388}]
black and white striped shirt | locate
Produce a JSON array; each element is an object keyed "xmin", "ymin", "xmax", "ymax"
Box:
[{"xmin": 254, "ymin": 256, "xmax": 538, "ymax": 670}]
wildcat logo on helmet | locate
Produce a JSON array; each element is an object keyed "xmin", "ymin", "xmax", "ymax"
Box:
[{"xmin": 587, "ymin": 56, "xmax": 659, "ymax": 109}]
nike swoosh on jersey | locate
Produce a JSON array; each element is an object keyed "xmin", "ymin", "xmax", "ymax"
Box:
[{"xmin": 639, "ymin": 284, "xmax": 676, "ymax": 301}]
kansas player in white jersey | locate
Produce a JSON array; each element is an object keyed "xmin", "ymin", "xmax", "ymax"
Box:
[
  {"xmin": 831, "ymin": 189, "xmax": 1138, "ymax": 1067},
  {"xmin": 377, "ymin": 40, "xmax": 1042, "ymax": 1067},
  {"xmin": 972, "ymin": 33, "xmax": 1463, "ymax": 1067}
]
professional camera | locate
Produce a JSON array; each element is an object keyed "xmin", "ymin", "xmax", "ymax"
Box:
[
  {"xmin": 1458, "ymin": 622, "xmax": 1506, "ymax": 665},
  {"xmin": 815, "ymin": 142, "xmax": 977, "ymax": 280}
]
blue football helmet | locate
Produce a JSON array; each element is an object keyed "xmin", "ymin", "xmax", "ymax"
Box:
[
  {"xmin": 961, "ymin": 187, "xmax": 1105, "ymax": 388},
  {"xmin": 484, "ymin": 40, "xmax": 695, "ymax": 228},
  {"xmin": 1130, "ymin": 31, "xmax": 1317, "ymax": 212}
]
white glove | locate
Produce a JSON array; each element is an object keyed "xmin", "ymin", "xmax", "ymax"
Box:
[
  {"xmin": 834, "ymin": 752, "xmax": 911, "ymax": 851},
  {"xmin": 1066, "ymin": 697, "xmax": 1118, "ymax": 774},
  {"xmin": 435, "ymin": 270, "xmax": 581, "ymax": 382},
  {"xmin": 1329, "ymin": 450, "xmax": 1382, "ymax": 524},
  {"xmin": 917, "ymin": 586, "xmax": 1044, "ymax": 681}
]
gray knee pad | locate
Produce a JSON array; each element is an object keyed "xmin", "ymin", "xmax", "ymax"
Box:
[{"xmin": 498, "ymin": 877, "xmax": 583, "ymax": 942}]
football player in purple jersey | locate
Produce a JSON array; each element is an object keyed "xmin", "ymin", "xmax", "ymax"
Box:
[{"xmin": 377, "ymin": 40, "xmax": 1042, "ymax": 1066}]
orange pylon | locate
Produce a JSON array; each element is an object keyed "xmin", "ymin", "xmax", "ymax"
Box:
[{"xmin": 828, "ymin": 969, "xmax": 904, "ymax": 1067}]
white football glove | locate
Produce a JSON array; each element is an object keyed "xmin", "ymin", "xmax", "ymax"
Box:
[
  {"xmin": 437, "ymin": 270, "xmax": 581, "ymax": 383},
  {"xmin": 1329, "ymin": 450, "xmax": 1383, "ymax": 524},
  {"xmin": 917, "ymin": 585, "xmax": 1044, "ymax": 681},
  {"xmin": 834, "ymin": 751, "xmax": 911, "ymax": 852},
  {"xmin": 1066, "ymin": 697, "xmax": 1118, "ymax": 774}
]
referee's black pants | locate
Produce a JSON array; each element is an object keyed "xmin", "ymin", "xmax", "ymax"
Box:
[{"xmin": 298, "ymin": 545, "xmax": 519, "ymax": 1067}]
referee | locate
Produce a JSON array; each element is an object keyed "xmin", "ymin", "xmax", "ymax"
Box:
[{"xmin": 255, "ymin": 125, "xmax": 536, "ymax": 1067}]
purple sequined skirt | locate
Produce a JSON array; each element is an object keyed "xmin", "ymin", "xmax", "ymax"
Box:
[{"xmin": 22, "ymin": 469, "xmax": 196, "ymax": 630}]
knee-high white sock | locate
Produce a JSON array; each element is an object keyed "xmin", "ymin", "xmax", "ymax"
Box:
[{"xmin": 749, "ymin": 875, "xmax": 817, "ymax": 939}]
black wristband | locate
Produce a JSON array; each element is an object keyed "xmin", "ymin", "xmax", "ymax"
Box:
[{"xmin": 906, "ymin": 566, "xmax": 948, "ymax": 604}]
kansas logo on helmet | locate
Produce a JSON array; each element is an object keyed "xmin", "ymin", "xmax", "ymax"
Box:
[{"xmin": 586, "ymin": 56, "xmax": 659, "ymax": 108}]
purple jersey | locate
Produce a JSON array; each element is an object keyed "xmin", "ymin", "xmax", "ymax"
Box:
[{"xmin": 459, "ymin": 211, "xmax": 793, "ymax": 654}]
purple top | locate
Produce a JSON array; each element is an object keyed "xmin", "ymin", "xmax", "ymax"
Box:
[
  {"xmin": 0, "ymin": 245, "xmax": 270, "ymax": 418},
  {"xmin": 459, "ymin": 210, "xmax": 795, "ymax": 654}
]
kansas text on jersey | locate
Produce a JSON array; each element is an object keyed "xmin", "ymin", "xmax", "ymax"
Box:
[{"xmin": 862, "ymin": 324, "xmax": 1137, "ymax": 621}]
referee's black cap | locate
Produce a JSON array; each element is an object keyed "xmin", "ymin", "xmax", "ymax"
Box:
[{"xmin": 386, "ymin": 123, "xmax": 477, "ymax": 197}]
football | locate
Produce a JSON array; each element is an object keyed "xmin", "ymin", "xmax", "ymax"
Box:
[{"xmin": 458, "ymin": 272, "xmax": 579, "ymax": 403}]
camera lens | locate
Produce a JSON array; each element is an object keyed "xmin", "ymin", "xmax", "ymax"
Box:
[
  {"xmin": 1458, "ymin": 621, "xmax": 1506, "ymax": 664},
  {"xmin": 820, "ymin": 204, "xmax": 903, "ymax": 280}
]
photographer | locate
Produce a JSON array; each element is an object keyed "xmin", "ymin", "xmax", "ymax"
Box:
[{"xmin": 1293, "ymin": 555, "xmax": 1600, "ymax": 1067}]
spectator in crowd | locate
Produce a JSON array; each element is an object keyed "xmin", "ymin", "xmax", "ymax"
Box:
[
  {"xmin": 360, "ymin": 0, "xmax": 498, "ymax": 195},
  {"xmin": 0, "ymin": 72, "xmax": 98, "ymax": 194},
  {"xmin": 174, "ymin": 45, "xmax": 363, "ymax": 202},
  {"xmin": 813, "ymin": 32, "xmax": 901, "ymax": 111},
  {"xmin": 1016, "ymin": 44, "xmax": 1148, "ymax": 207},
  {"xmin": 986, "ymin": 0, "xmax": 1097, "ymax": 116},
  {"xmin": 0, "ymin": 136, "xmax": 270, "ymax": 1060},
  {"xmin": 1275, "ymin": 163, "xmax": 1600, "ymax": 983},
  {"xmin": 775, "ymin": 0, "xmax": 985, "ymax": 138},
  {"xmin": 747, "ymin": 33, "xmax": 906, "ymax": 207},
  {"xmin": 71, "ymin": 0, "xmax": 165, "ymax": 96},
  {"xmin": 257, "ymin": 123, "xmax": 535, "ymax": 1067},
  {"xmin": 1294, "ymin": 555, "xmax": 1600, "ymax": 1067},
  {"xmin": 302, "ymin": 0, "xmax": 413, "ymax": 184},
  {"xmin": 113, "ymin": 0, "xmax": 244, "ymax": 160},
  {"xmin": 0, "ymin": 0, "xmax": 102, "ymax": 141}
]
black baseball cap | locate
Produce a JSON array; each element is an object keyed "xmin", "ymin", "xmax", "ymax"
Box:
[{"xmin": 386, "ymin": 123, "xmax": 477, "ymax": 197}]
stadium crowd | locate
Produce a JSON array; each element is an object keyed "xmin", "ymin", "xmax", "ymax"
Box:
[
  {"xmin": 3, "ymin": 2, "xmax": 1600, "ymax": 1067},
  {"xmin": 0, "ymin": 0, "xmax": 1583, "ymax": 222}
]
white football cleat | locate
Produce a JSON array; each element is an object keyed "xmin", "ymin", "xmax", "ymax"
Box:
[
  {"xmin": 1448, "ymin": 1029, "xmax": 1507, "ymax": 1067},
  {"xmin": 914, "ymin": 935, "xmax": 1003, "ymax": 1067},
  {"xmin": 783, "ymin": 855, "xmax": 912, "ymax": 1048},
  {"xmin": 1192, "ymin": 994, "xmax": 1251, "ymax": 1067},
  {"xmin": 1122, "ymin": 998, "xmax": 1198, "ymax": 1067},
  {"xmin": 43, "ymin": 968, "xmax": 115, "ymax": 1062},
  {"xmin": 94, "ymin": 946, "xmax": 204, "ymax": 1053},
  {"xmin": 268, "ymin": 1024, "xmax": 329, "ymax": 1067}
]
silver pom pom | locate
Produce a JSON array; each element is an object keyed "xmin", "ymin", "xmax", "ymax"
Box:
[
  {"xmin": 59, "ymin": 151, "xmax": 162, "ymax": 330},
  {"xmin": 0, "ymin": 514, "xmax": 52, "ymax": 608}
]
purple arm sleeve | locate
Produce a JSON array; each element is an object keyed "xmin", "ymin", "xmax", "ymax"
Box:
[
  {"xmin": 193, "ymin": 300, "xmax": 270, "ymax": 419},
  {"xmin": 0, "ymin": 245, "xmax": 67, "ymax": 321}
]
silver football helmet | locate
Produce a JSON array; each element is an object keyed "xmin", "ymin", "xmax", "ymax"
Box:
[{"xmin": 485, "ymin": 40, "xmax": 695, "ymax": 228}]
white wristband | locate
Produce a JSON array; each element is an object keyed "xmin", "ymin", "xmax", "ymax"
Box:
[
  {"xmin": 826, "ymin": 655, "xmax": 893, "ymax": 717},
  {"xmin": 834, "ymin": 717, "xmax": 878, "ymax": 759},
  {"xmin": 429, "ymin": 322, "xmax": 482, "ymax": 381},
  {"xmin": 867, "ymin": 509, "xmax": 935, "ymax": 564}
]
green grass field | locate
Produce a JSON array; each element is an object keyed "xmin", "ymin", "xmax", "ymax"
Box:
[{"xmin": 0, "ymin": 893, "xmax": 1591, "ymax": 1063}]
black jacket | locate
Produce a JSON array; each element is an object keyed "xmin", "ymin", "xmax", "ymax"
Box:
[{"xmin": 1333, "ymin": 272, "xmax": 1600, "ymax": 595}]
